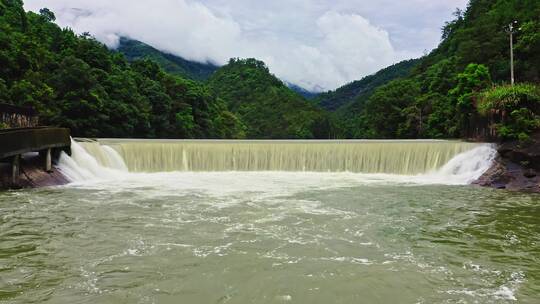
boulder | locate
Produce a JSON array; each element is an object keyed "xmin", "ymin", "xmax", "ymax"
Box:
[{"xmin": 475, "ymin": 132, "xmax": 540, "ymax": 193}]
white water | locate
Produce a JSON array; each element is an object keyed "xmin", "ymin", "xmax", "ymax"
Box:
[
  {"xmin": 58, "ymin": 140, "xmax": 127, "ymax": 182},
  {"xmin": 57, "ymin": 140, "xmax": 497, "ymax": 186},
  {"xmin": 94, "ymin": 139, "xmax": 481, "ymax": 174},
  {"xmin": 17, "ymin": 140, "xmax": 536, "ymax": 304}
]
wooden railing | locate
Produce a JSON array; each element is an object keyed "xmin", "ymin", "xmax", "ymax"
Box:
[{"xmin": 0, "ymin": 103, "xmax": 39, "ymax": 129}]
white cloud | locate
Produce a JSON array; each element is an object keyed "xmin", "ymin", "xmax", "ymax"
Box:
[{"xmin": 24, "ymin": 0, "xmax": 467, "ymax": 92}]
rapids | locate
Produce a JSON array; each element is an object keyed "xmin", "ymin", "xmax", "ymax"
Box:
[{"xmin": 3, "ymin": 139, "xmax": 539, "ymax": 304}]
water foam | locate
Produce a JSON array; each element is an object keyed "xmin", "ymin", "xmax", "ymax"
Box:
[
  {"xmin": 97, "ymin": 139, "xmax": 481, "ymax": 174},
  {"xmin": 57, "ymin": 140, "xmax": 497, "ymax": 187},
  {"xmin": 57, "ymin": 140, "xmax": 128, "ymax": 182}
]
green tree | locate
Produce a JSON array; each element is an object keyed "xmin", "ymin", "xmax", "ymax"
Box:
[
  {"xmin": 515, "ymin": 21, "xmax": 540, "ymax": 82},
  {"xmin": 208, "ymin": 58, "xmax": 332, "ymax": 139},
  {"xmin": 38, "ymin": 8, "xmax": 55, "ymax": 22},
  {"xmin": 0, "ymin": 1, "xmax": 247, "ymax": 139},
  {"xmin": 360, "ymin": 79, "xmax": 421, "ymax": 138},
  {"xmin": 449, "ymin": 63, "xmax": 492, "ymax": 135}
]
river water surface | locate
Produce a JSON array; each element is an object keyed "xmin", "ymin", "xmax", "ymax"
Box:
[{"xmin": 0, "ymin": 141, "xmax": 539, "ymax": 303}]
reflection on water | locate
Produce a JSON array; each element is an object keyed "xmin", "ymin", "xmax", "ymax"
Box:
[{"xmin": 0, "ymin": 173, "xmax": 539, "ymax": 303}]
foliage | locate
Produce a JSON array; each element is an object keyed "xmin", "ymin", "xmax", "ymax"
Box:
[
  {"xmin": 3, "ymin": 0, "xmax": 539, "ymax": 141},
  {"xmin": 0, "ymin": 0, "xmax": 243, "ymax": 138},
  {"xmin": 208, "ymin": 58, "xmax": 333, "ymax": 139},
  {"xmin": 330, "ymin": 0, "xmax": 540, "ymax": 139},
  {"xmin": 515, "ymin": 21, "xmax": 540, "ymax": 82},
  {"xmin": 449, "ymin": 63, "xmax": 492, "ymax": 134},
  {"xmin": 355, "ymin": 79, "xmax": 421, "ymax": 138},
  {"xmin": 479, "ymin": 84, "xmax": 540, "ymax": 140},
  {"xmin": 316, "ymin": 59, "xmax": 419, "ymax": 112}
]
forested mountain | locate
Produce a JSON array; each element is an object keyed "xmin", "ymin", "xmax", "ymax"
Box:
[
  {"xmin": 117, "ymin": 38, "xmax": 322, "ymax": 101},
  {"xmin": 2, "ymin": 0, "xmax": 538, "ymax": 141},
  {"xmin": 287, "ymin": 84, "xmax": 319, "ymax": 100},
  {"xmin": 334, "ymin": 0, "xmax": 540, "ymax": 139},
  {"xmin": 316, "ymin": 59, "xmax": 419, "ymax": 112},
  {"xmin": 0, "ymin": 0, "xmax": 244, "ymax": 138},
  {"xmin": 116, "ymin": 38, "xmax": 219, "ymax": 82},
  {"xmin": 208, "ymin": 59, "xmax": 333, "ymax": 139},
  {"xmin": 0, "ymin": 0, "xmax": 331, "ymax": 139}
]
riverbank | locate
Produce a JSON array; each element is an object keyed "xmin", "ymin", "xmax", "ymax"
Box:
[{"xmin": 474, "ymin": 132, "xmax": 540, "ymax": 193}]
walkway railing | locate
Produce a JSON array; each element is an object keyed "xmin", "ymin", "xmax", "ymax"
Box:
[
  {"xmin": 0, "ymin": 104, "xmax": 70, "ymax": 188},
  {"xmin": 0, "ymin": 103, "xmax": 39, "ymax": 129}
]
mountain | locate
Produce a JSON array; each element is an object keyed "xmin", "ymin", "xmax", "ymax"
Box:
[
  {"xmin": 5, "ymin": 0, "xmax": 538, "ymax": 141},
  {"xmin": 115, "ymin": 37, "xmax": 219, "ymax": 81},
  {"xmin": 316, "ymin": 59, "xmax": 420, "ymax": 111},
  {"xmin": 0, "ymin": 1, "xmax": 244, "ymax": 139},
  {"xmin": 287, "ymin": 83, "xmax": 320, "ymax": 100},
  {"xmin": 208, "ymin": 58, "xmax": 333, "ymax": 139},
  {"xmin": 117, "ymin": 38, "xmax": 325, "ymax": 103},
  {"xmin": 334, "ymin": 0, "xmax": 540, "ymax": 139}
]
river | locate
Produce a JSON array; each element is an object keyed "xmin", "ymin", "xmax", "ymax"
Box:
[{"xmin": 0, "ymin": 140, "xmax": 538, "ymax": 303}]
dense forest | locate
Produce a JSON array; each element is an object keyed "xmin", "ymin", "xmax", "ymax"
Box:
[
  {"xmin": 0, "ymin": 0, "xmax": 249, "ymax": 138},
  {"xmin": 117, "ymin": 41, "xmax": 333, "ymax": 138},
  {"xmin": 323, "ymin": 0, "xmax": 540, "ymax": 140},
  {"xmin": 208, "ymin": 58, "xmax": 333, "ymax": 139},
  {"xmin": 0, "ymin": 0, "xmax": 333, "ymax": 139},
  {"xmin": 315, "ymin": 59, "xmax": 420, "ymax": 138},
  {"xmin": 1, "ymin": 0, "xmax": 539, "ymax": 141},
  {"xmin": 316, "ymin": 59, "xmax": 420, "ymax": 112}
]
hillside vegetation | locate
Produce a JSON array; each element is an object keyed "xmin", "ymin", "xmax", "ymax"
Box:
[
  {"xmin": 208, "ymin": 59, "xmax": 333, "ymax": 139},
  {"xmin": 116, "ymin": 37, "xmax": 219, "ymax": 82},
  {"xmin": 0, "ymin": 0, "xmax": 332, "ymax": 139},
  {"xmin": 316, "ymin": 59, "xmax": 419, "ymax": 112},
  {"xmin": 0, "ymin": 0, "xmax": 248, "ymax": 138},
  {"xmin": 1, "ymin": 0, "xmax": 538, "ymax": 141},
  {"xmin": 331, "ymin": 0, "xmax": 540, "ymax": 139}
]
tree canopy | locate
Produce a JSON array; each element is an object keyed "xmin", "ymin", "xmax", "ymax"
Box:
[
  {"xmin": 208, "ymin": 58, "xmax": 333, "ymax": 139},
  {"xmin": 1, "ymin": 0, "xmax": 539, "ymax": 141},
  {"xmin": 0, "ymin": 0, "xmax": 244, "ymax": 138},
  {"xmin": 327, "ymin": 0, "xmax": 540, "ymax": 139}
]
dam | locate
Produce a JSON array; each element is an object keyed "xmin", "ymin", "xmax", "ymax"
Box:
[{"xmin": 71, "ymin": 139, "xmax": 490, "ymax": 175}]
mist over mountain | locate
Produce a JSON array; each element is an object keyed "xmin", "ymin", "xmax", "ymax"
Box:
[
  {"xmin": 115, "ymin": 38, "xmax": 219, "ymax": 82},
  {"xmin": 23, "ymin": 0, "xmax": 469, "ymax": 92}
]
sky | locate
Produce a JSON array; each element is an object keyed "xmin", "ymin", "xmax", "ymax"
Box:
[{"xmin": 25, "ymin": 0, "xmax": 469, "ymax": 92}]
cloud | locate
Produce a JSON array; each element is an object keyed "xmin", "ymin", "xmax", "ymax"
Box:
[
  {"xmin": 264, "ymin": 12, "xmax": 397, "ymax": 91},
  {"xmin": 24, "ymin": 0, "xmax": 467, "ymax": 92}
]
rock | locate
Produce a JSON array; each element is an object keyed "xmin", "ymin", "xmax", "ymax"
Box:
[
  {"xmin": 475, "ymin": 132, "xmax": 540, "ymax": 193},
  {"xmin": 498, "ymin": 132, "xmax": 540, "ymax": 171}
]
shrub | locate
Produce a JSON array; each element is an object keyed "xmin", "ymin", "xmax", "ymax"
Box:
[{"xmin": 478, "ymin": 84, "xmax": 540, "ymax": 141}]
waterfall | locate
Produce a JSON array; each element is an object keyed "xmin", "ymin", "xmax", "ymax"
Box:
[
  {"xmin": 57, "ymin": 139, "xmax": 497, "ymax": 185},
  {"xmin": 98, "ymin": 139, "xmax": 482, "ymax": 174},
  {"xmin": 57, "ymin": 140, "xmax": 128, "ymax": 182}
]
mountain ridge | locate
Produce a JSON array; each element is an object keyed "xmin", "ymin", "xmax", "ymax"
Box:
[
  {"xmin": 115, "ymin": 37, "xmax": 219, "ymax": 81},
  {"xmin": 208, "ymin": 58, "xmax": 333, "ymax": 139},
  {"xmin": 316, "ymin": 59, "xmax": 420, "ymax": 112}
]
